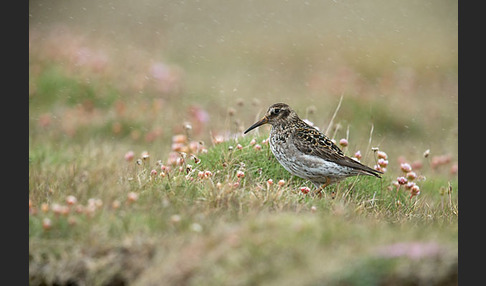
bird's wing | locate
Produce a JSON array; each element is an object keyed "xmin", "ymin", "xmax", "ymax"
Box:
[{"xmin": 292, "ymin": 126, "xmax": 382, "ymax": 177}]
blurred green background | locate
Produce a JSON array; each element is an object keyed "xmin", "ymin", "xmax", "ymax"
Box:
[{"xmin": 29, "ymin": 0, "xmax": 458, "ymax": 160}]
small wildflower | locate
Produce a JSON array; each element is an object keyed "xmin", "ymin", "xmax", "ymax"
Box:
[
  {"xmin": 42, "ymin": 218, "xmax": 52, "ymax": 230},
  {"xmin": 278, "ymin": 179, "xmax": 286, "ymax": 187},
  {"xmin": 233, "ymin": 181, "xmax": 240, "ymax": 188},
  {"xmin": 339, "ymin": 138, "xmax": 348, "ymax": 147},
  {"xmin": 52, "ymin": 203, "xmax": 63, "ymax": 215},
  {"xmin": 310, "ymin": 206, "xmax": 317, "ymax": 213},
  {"xmin": 261, "ymin": 138, "xmax": 269, "ymax": 145},
  {"xmin": 204, "ymin": 170, "xmax": 212, "ymax": 177},
  {"xmin": 397, "ymin": 176, "xmax": 408, "ymax": 185},
  {"xmin": 150, "ymin": 169, "xmax": 158, "ymax": 176},
  {"xmin": 400, "ymin": 163, "xmax": 412, "ymax": 173},
  {"xmin": 124, "ymin": 151, "xmax": 135, "ymax": 162},
  {"xmin": 267, "ymin": 179, "xmax": 274, "ymax": 185},
  {"xmin": 374, "ymin": 165, "xmax": 384, "ymax": 173},
  {"xmin": 406, "ymin": 171, "xmax": 417, "ymax": 181},
  {"xmin": 354, "ymin": 150, "xmax": 362, "ymax": 160},
  {"xmin": 136, "ymin": 158, "xmax": 143, "ymax": 165},
  {"xmin": 300, "ymin": 186, "xmax": 311, "ymax": 194},
  {"xmin": 66, "ymin": 195, "xmax": 77, "ymax": 205},
  {"xmin": 198, "ymin": 171, "xmax": 205, "ymax": 179},
  {"xmin": 216, "ymin": 182, "xmax": 222, "ymax": 189},
  {"xmin": 213, "ymin": 135, "xmax": 225, "ymax": 144},
  {"xmin": 377, "ymin": 151, "xmax": 388, "ymax": 160},
  {"xmin": 254, "ymin": 144, "xmax": 262, "ymax": 151},
  {"xmin": 236, "ymin": 170, "xmax": 245, "ymax": 178},
  {"xmin": 377, "ymin": 158, "xmax": 388, "ymax": 168},
  {"xmin": 423, "ymin": 149, "xmax": 430, "ymax": 158},
  {"xmin": 410, "ymin": 185, "xmax": 420, "ymax": 198},
  {"xmin": 250, "ymin": 138, "xmax": 256, "ymax": 145},
  {"xmin": 88, "ymin": 198, "xmax": 103, "ymax": 208},
  {"xmin": 405, "ymin": 182, "xmax": 415, "ymax": 190},
  {"xmin": 127, "ymin": 192, "xmax": 139, "ymax": 203},
  {"xmin": 236, "ymin": 144, "xmax": 243, "ymax": 150}
]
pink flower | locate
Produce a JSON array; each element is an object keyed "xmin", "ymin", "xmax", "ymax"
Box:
[
  {"xmin": 124, "ymin": 151, "xmax": 135, "ymax": 162},
  {"xmin": 127, "ymin": 192, "xmax": 139, "ymax": 203},
  {"xmin": 42, "ymin": 218, "xmax": 52, "ymax": 230},
  {"xmin": 278, "ymin": 180, "xmax": 286, "ymax": 187},
  {"xmin": 198, "ymin": 171, "xmax": 205, "ymax": 179},
  {"xmin": 410, "ymin": 185, "xmax": 420, "ymax": 198},
  {"xmin": 377, "ymin": 151, "xmax": 388, "ymax": 160},
  {"xmin": 66, "ymin": 195, "xmax": 77, "ymax": 205},
  {"xmin": 254, "ymin": 144, "xmax": 262, "ymax": 151},
  {"xmin": 377, "ymin": 158, "xmax": 388, "ymax": 168},
  {"xmin": 400, "ymin": 163, "xmax": 412, "ymax": 173},
  {"xmin": 236, "ymin": 170, "xmax": 245, "ymax": 178},
  {"xmin": 397, "ymin": 176, "xmax": 408, "ymax": 185},
  {"xmin": 339, "ymin": 138, "xmax": 348, "ymax": 147},
  {"xmin": 300, "ymin": 187, "xmax": 311, "ymax": 194},
  {"xmin": 354, "ymin": 150, "xmax": 362, "ymax": 160},
  {"xmin": 406, "ymin": 171, "xmax": 417, "ymax": 181}
]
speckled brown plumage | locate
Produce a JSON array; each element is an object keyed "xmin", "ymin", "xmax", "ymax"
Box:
[{"xmin": 244, "ymin": 103, "xmax": 382, "ymax": 192}]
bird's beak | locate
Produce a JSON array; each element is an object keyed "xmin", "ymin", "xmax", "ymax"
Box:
[{"xmin": 244, "ymin": 116, "xmax": 268, "ymax": 134}]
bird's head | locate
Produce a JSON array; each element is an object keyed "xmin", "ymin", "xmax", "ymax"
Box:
[{"xmin": 244, "ymin": 103, "xmax": 295, "ymax": 134}]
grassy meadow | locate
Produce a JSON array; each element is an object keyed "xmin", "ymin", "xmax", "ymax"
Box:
[{"xmin": 29, "ymin": 1, "xmax": 458, "ymax": 285}]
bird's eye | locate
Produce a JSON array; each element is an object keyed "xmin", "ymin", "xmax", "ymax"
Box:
[{"xmin": 273, "ymin": 108, "xmax": 280, "ymax": 115}]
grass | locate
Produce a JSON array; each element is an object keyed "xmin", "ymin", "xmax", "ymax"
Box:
[
  {"xmin": 29, "ymin": 1, "xmax": 457, "ymax": 285},
  {"xmin": 29, "ymin": 134, "xmax": 458, "ymax": 285}
]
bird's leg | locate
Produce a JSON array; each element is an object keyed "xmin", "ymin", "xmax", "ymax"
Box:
[{"xmin": 315, "ymin": 177, "xmax": 331, "ymax": 198}]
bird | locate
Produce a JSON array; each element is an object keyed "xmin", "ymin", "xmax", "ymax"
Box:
[{"xmin": 244, "ymin": 103, "xmax": 382, "ymax": 196}]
